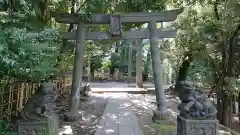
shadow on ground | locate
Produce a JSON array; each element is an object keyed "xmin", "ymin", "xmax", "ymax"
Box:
[
  {"xmin": 128, "ymin": 93, "xmax": 234, "ymax": 135},
  {"xmin": 127, "ymin": 94, "xmax": 176, "ymax": 135},
  {"xmin": 56, "ymin": 92, "xmax": 108, "ymax": 135}
]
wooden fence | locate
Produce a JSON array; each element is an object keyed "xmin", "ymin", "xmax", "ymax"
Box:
[{"xmin": 0, "ymin": 75, "xmax": 72, "ymax": 122}]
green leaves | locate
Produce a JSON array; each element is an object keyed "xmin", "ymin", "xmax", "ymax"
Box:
[
  {"xmin": 0, "ymin": 120, "xmax": 16, "ymax": 135},
  {"xmin": 0, "ymin": 26, "xmax": 60, "ymax": 81}
]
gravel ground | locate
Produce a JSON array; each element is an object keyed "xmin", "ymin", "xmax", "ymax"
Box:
[{"xmin": 56, "ymin": 92, "xmax": 108, "ymax": 135}]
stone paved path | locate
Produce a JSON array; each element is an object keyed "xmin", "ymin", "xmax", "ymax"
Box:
[{"xmin": 94, "ymin": 93, "xmax": 143, "ymax": 135}]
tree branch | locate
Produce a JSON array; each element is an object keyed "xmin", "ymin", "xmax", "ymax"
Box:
[
  {"xmin": 214, "ymin": 0, "xmax": 220, "ymax": 20},
  {"xmin": 208, "ymin": 24, "xmax": 240, "ymax": 97}
]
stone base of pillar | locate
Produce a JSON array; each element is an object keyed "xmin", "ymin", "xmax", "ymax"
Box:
[
  {"xmin": 62, "ymin": 111, "xmax": 82, "ymax": 122},
  {"xmin": 152, "ymin": 109, "xmax": 171, "ymax": 121},
  {"xmin": 176, "ymin": 115, "xmax": 218, "ymax": 135}
]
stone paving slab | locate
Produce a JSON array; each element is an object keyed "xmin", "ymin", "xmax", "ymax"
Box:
[{"xmin": 94, "ymin": 94, "xmax": 143, "ymax": 135}]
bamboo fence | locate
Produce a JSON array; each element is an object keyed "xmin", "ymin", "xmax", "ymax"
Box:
[{"xmin": 0, "ymin": 75, "xmax": 72, "ymax": 122}]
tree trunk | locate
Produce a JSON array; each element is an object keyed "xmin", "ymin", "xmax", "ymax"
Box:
[
  {"xmin": 175, "ymin": 53, "xmax": 192, "ymax": 90},
  {"xmin": 238, "ymin": 92, "xmax": 240, "ymax": 122},
  {"xmin": 216, "ymin": 84, "xmax": 222, "ymax": 119},
  {"xmin": 110, "ymin": 65, "xmax": 115, "ymax": 77},
  {"xmin": 220, "ymin": 91, "xmax": 232, "ymax": 126},
  {"xmin": 135, "ymin": 40, "xmax": 143, "ymax": 88}
]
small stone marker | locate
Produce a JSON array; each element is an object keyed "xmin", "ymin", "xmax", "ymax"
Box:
[{"xmin": 18, "ymin": 83, "xmax": 59, "ymax": 135}]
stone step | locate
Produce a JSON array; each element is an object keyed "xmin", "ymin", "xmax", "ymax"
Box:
[{"xmin": 91, "ymin": 88, "xmax": 148, "ymax": 94}]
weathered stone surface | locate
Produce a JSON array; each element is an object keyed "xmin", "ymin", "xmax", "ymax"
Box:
[
  {"xmin": 152, "ymin": 109, "xmax": 170, "ymax": 121},
  {"xmin": 18, "ymin": 114, "xmax": 59, "ymax": 135},
  {"xmin": 177, "ymin": 81, "xmax": 217, "ymax": 120},
  {"xmin": 176, "ymin": 81, "xmax": 218, "ymax": 135},
  {"xmin": 110, "ymin": 15, "xmax": 121, "ymax": 36},
  {"xmin": 18, "ymin": 83, "xmax": 59, "ymax": 135},
  {"xmin": 20, "ymin": 83, "xmax": 58, "ymax": 121},
  {"xmin": 177, "ymin": 115, "xmax": 218, "ymax": 135}
]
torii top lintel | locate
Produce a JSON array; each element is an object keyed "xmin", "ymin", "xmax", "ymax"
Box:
[{"xmin": 53, "ymin": 8, "xmax": 183, "ymax": 24}]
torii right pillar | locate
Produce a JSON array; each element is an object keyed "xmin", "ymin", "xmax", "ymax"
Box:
[{"xmin": 148, "ymin": 21, "xmax": 170, "ymax": 120}]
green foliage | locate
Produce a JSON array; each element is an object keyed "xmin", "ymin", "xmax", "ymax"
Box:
[
  {"xmin": 91, "ymin": 55, "xmax": 103, "ymax": 71},
  {"xmin": 0, "ymin": 120, "xmax": 16, "ymax": 135},
  {"xmin": 173, "ymin": 0, "xmax": 240, "ymax": 90},
  {"xmin": 110, "ymin": 52, "xmax": 121, "ymax": 68},
  {"xmin": 0, "ymin": 26, "xmax": 60, "ymax": 81}
]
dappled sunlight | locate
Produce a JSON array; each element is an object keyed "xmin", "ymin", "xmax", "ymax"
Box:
[
  {"xmin": 96, "ymin": 125, "xmax": 104, "ymax": 129},
  {"xmin": 167, "ymin": 109, "xmax": 178, "ymax": 119},
  {"xmin": 120, "ymin": 112, "xmax": 131, "ymax": 116},
  {"xmin": 58, "ymin": 125, "xmax": 73, "ymax": 135},
  {"xmin": 104, "ymin": 128, "xmax": 116, "ymax": 133},
  {"xmin": 129, "ymin": 95, "xmax": 155, "ymax": 110},
  {"xmin": 82, "ymin": 114, "xmax": 98, "ymax": 122},
  {"xmin": 89, "ymin": 99, "xmax": 97, "ymax": 104},
  {"xmin": 118, "ymin": 102, "xmax": 132, "ymax": 108},
  {"xmin": 56, "ymin": 92, "xmax": 108, "ymax": 135},
  {"xmin": 106, "ymin": 113, "xmax": 118, "ymax": 119},
  {"xmin": 218, "ymin": 129, "xmax": 231, "ymax": 135}
]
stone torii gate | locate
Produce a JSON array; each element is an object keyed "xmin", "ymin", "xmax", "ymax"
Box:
[{"xmin": 54, "ymin": 9, "xmax": 182, "ymax": 120}]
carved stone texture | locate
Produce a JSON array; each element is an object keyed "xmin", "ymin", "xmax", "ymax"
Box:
[
  {"xmin": 18, "ymin": 83, "xmax": 59, "ymax": 135},
  {"xmin": 18, "ymin": 114, "xmax": 59, "ymax": 135},
  {"xmin": 20, "ymin": 83, "xmax": 58, "ymax": 121},
  {"xmin": 177, "ymin": 115, "xmax": 218, "ymax": 135},
  {"xmin": 177, "ymin": 81, "xmax": 217, "ymax": 120},
  {"xmin": 110, "ymin": 15, "xmax": 121, "ymax": 36}
]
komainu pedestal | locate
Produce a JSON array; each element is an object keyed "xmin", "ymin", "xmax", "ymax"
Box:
[
  {"xmin": 177, "ymin": 115, "xmax": 218, "ymax": 135},
  {"xmin": 176, "ymin": 81, "xmax": 218, "ymax": 135},
  {"xmin": 18, "ymin": 83, "xmax": 59, "ymax": 135},
  {"xmin": 18, "ymin": 114, "xmax": 59, "ymax": 135}
]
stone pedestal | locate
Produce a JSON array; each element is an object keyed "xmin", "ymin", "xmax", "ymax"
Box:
[
  {"xmin": 18, "ymin": 114, "xmax": 59, "ymax": 135},
  {"xmin": 152, "ymin": 109, "xmax": 170, "ymax": 121},
  {"xmin": 177, "ymin": 115, "xmax": 218, "ymax": 135}
]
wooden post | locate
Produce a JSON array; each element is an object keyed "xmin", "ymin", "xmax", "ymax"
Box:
[
  {"xmin": 88, "ymin": 55, "xmax": 92, "ymax": 82},
  {"xmin": 168, "ymin": 63, "xmax": 172, "ymax": 84},
  {"xmin": 67, "ymin": 22, "xmax": 85, "ymax": 120},
  {"xmin": 149, "ymin": 21, "xmax": 170, "ymax": 120},
  {"xmin": 19, "ymin": 83, "xmax": 24, "ymax": 110},
  {"xmin": 135, "ymin": 40, "xmax": 143, "ymax": 88},
  {"xmin": 127, "ymin": 45, "xmax": 133, "ymax": 83}
]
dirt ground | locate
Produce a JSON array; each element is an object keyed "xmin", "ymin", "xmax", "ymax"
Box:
[
  {"xmin": 55, "ymin": 90, "xmax": 240, "ymax": 135},
  {"xmin": 56, "ymin": 92, "xmax": 108, "ymax": 135},
  {"xmin": 128, "ymin": 94, "xmax": 176, "ymax": 135},
  {"xmin": 128, "ymin": 93, "xmax": 240, "ymax": 135}
]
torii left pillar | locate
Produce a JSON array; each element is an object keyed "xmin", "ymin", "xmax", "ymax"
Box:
[{"xmin": 65, "ymin": 23, "xmax": 85, "ymax": 121}]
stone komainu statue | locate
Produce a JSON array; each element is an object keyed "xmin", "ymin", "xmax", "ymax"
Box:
[
  {"xmin": 80, "ymin": 83, "xmax": 91, "ymax": 96},
  {"xmin": 21, "ymin": 83, "xmax": 58, "ymax": 121},
  {"xmin": 177, "ymin": 81, "xmax": 217, "ymax": 120}
]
